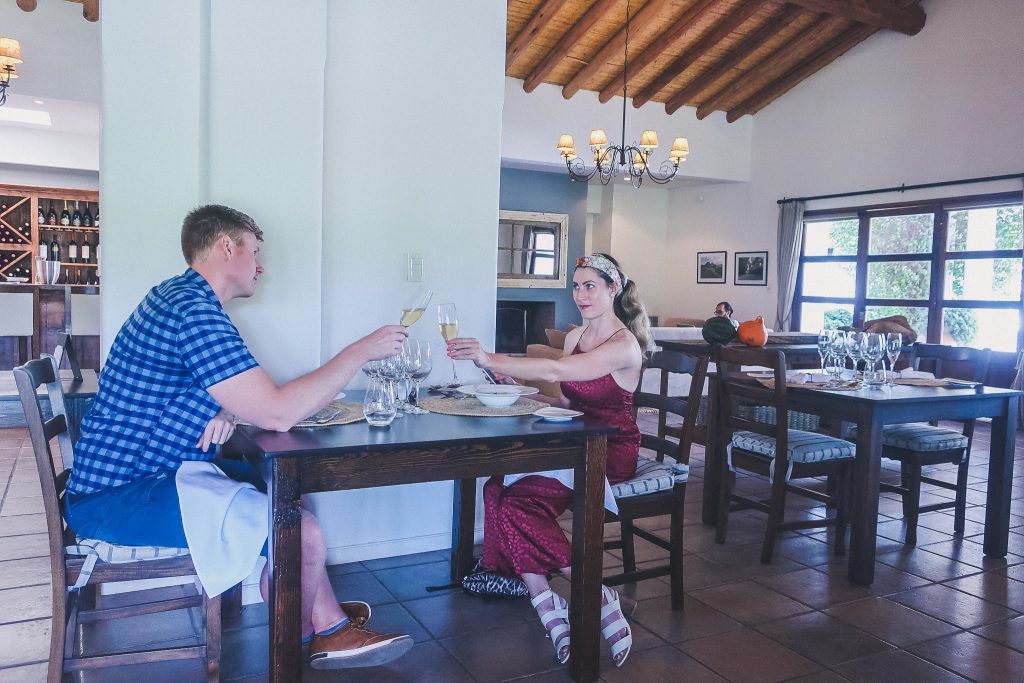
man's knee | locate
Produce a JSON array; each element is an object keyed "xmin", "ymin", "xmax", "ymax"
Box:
[{"xmin": 300, "ymin": 509, "xmax": 326, "ymax": 560}]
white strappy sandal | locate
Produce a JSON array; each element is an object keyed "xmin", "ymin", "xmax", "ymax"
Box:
[
  {"xmin": 531, "ymin": 589, "xmax": 571, "ymax": 664},
  {"xmin": 601, "ymin": 585, "xmax": 633, "ymax": 667}
]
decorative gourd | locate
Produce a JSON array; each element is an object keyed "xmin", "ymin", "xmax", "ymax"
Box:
[
  {"xmin": 737, "ymin": 316, "xmax": 768, "ymax": 347},
  {"xmin": 702, "ymin": 316, "xmax": 738, "ymax": 345}
]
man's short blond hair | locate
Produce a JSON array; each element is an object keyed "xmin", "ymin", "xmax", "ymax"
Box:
[{"xmin": 181, "ymin": 204, "xmax": 264, "ymax": 265}]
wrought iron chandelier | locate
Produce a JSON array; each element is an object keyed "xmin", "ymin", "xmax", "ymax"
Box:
[
  {"xmin": 0, "ymin": 38, "xmax": 23, "ymax": 107},
  {"xmin": 556, "ymin": 0, "xmax": 688, "ymax": 187}
]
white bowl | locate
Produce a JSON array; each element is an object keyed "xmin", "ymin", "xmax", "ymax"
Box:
[{"xmin": 473, "ymin": 385, "xmax": 523, "ymax": 408}]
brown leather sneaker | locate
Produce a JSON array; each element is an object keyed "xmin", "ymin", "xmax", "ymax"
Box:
[
  {"xmin": 308, "ymin": 622, "xmax": 413, "ymax": 669},
  {"xmin": 340, "ymin": 601, "xmax": 371, "ymax": 625}
]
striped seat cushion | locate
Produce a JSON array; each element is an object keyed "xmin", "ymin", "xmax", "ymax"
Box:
[
  {"xmin": 612, "ymin": 455, "xmax": 685, "ymax": 499},
  {"xmin": 731, "ymin": 430, "xmax": 855, "ymax": 464},
  {"xmin": 882, "ymin": 423, "xmax": 968, "ymax": 452},
  {"xmin": 65, "ymin": 538, "xmax": 190, "ymax": 590}
]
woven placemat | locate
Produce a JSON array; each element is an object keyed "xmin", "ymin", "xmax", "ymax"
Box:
[
  {"xmin": 757, "ymin": 379, "xmax": 862, "ymax": 392},
  {"xmin": 237, "ymin": 401, "xmax": 364, "ymax": 428},
  {"xmin": 420, "ymin": 395, "xmax": 547, "ymax": 417}
]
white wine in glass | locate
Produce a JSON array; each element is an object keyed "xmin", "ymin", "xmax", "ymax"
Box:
[
  {"xmin": 400, "ymin": 287, "xmax": 433, "ymax": 327},
  {"xmin": 437, "ymin": 303, "xmax": 460, "ymax": 386}
]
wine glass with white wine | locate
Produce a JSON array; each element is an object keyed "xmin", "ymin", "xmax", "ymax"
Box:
[
  {"xmin": 400, "ymin": 287, "xmax": 434, "ymax": 328},
  {"xmin": 437, "ymin": 303, "xmax": 461, "ymax": 387}
]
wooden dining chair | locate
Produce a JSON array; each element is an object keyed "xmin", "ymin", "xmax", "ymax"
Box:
[
  {"xmin": 14, "ymin": 356, "xmax": 221, "ymax": 683},
  {"xmin": 879, "ymin": 343, "xmax": 991, "ymax": 545},
  {"xmin": 603, "ymin": 350, "xmax": 708, "ymax": 610},
  {"xmin": 714, "ymin": 346, "xmax": 855, "ymax": 564}
]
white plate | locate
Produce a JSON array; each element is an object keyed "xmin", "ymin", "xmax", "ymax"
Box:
[
  {"xmin": 746, "ymin": 371, "xmax": 775, "ymax": 379},
  {"xmin": 533, "ymin": 407, "xmax": 584, "ymax": 422},
  {"xmin": 4, "ymin": 276, "xmax": 28, "ymax": 283},
  {"xmin": 457, "ymin": 384, "xmax": 539, "ymax": 398}
]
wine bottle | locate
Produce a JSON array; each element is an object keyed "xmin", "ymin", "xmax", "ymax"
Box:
[
  {"xmin": 50, "ymin": 234, "xmax": 60, "ymax": 263},
  {"xmin": 81, "ymin": 234, "xmax": 91, "ymax": 263},
  {"xmin": 39, "ymin": 231, "xmax": 48, "ymax": 260},
  {"xmin": 83, "ymin": 204, "xmax": 93, "ymax": 227},
  {"xmin": 68, "ymin": 234, "xmax": 78, "ymax": 263},
  {"xmin": 47, "ymin": 203, "xmax": 57, "ymax": 226},
  {"xmin": 60, "ymin": 202, "xmax": 71, "ymax": 227},
  {"xmin": 71, "ymin": 202, "xmax": 82, "ymax": 227},
  {"xmin": 38, "ymin": 204, "xmax": 45, "ymax": 224},
  {"xmin": 93, "ymin": 207, "xmax": 99, "ymax": 227}
]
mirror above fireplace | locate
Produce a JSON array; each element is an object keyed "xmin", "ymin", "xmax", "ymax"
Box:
[{"xmin": 497, "ymin": 210, "xmax": 569, "ymax": 289}]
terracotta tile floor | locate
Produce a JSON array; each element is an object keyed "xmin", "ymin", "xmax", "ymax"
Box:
[{"xmin": 1, "ymin": 418, "xmax": 1022, "ymax": 681}]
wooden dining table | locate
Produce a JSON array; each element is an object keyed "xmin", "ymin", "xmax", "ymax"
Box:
[
  {"xmin": 660, "ymin": 339, "xmax": 1021, "ymax": 586},
  {"xmin": 225, "ymin": 396, "xmax": 616, "ymax": 682}
]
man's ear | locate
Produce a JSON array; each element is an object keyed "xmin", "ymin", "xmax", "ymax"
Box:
[{"xmin": 219, "ymin": 234, "xmax": 235, "ymax": 258}]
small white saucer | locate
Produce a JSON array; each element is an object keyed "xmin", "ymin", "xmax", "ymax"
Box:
[{"xmin": 534, "ymin": 407, "xmax": 584, "ymax": 422}]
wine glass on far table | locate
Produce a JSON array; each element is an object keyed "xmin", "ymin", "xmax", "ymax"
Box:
[
  {"xmin": 861, "ymin": 333, "xmax": 885, "ymax": 386},
  {"xmin": 817, "ymin": 329, "xmax": 832, "ymax": 375},
  {"xmin": 828, "ymin": 331, "xmax": 848, "ymax": 385},
  {"xmin": 400, "ymin": 287, "xmax": 434, "ymax": 328},
  {"xmin": 885, "ymin": 332, "xmax": 903, "ymax": 386},
  {"xmin": 846, "ymin": 331, "xmax": 865, "ymax": 379},
  {"xmin": 437, "ymin": 303, "xmax": 461, "ymax": 387}
]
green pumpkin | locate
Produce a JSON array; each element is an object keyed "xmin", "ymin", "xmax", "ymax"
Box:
[{"xmin": 702, "ymin": 316, "xmax": 738, "ymax": 345}]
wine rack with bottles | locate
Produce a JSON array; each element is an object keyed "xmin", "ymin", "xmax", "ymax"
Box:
[{"xmin": 0, "ymin": 184, "xmax": 100, "ymax": 288}]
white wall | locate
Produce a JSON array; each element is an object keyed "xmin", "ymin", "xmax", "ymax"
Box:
[
  {"xmin": 666, "ymin": 0, "xmax": 1024, "ymax": 324},
  {"xmin": 0, "ymin": 163, "xmax": 98, "ymax": 190},
  {"xmin": 102, "ymin": 1, "xmax": 506, "ymax": 582}
]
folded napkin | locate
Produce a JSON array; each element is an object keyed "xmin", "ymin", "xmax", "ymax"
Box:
[{"xmin": 786, "ymin": 370, "xmax": 831, "ymax": 384}]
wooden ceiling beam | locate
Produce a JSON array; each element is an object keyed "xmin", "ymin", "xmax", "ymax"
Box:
[
  {"xmin": 506, "ymin": 0, "xmax": 572, "ymax": 71},
  {"xmin": 523, "ymin": 0, "xmax": 620, "ymax": 93},
  {"xmin": 597, "ymin": 0, "xmax": 721, "ymax": 104},
  {"xmin": 632, "ymin": 0, "xmax": 766, "ymax": 109},
  {"xmin": 694, "ymin": 12, "xmax": 839, "ymax": 119},
  {"xmin": 726, "ymin": 22, "xmax": 877, "ymax": 121},
  {"xmin": 775, "ymin": 0, "xmax": 924, "ymax": 35},
  {"xmin": 561, "ymin": 0, "xmax": 675, "ymax": 100},
  {"xmin": 663, "ymin": 3, "xmax": 801, "ymax": 114}
]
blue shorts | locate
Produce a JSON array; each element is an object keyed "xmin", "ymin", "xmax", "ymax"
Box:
[{"xmin": 66, "ymin": 458, "xmax": 268, "ymax": 553}]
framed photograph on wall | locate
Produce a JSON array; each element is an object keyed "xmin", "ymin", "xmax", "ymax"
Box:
[
  {"xmin": 696, "ymin": 251, "xmax": 727, "ymax": 284},
  {"xmin": 734, "ymin": 251, "xmax": 768, "ymax": 286}
]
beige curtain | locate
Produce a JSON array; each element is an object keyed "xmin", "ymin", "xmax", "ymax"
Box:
[{"xmin": 775, "ymin": 200, "xmax": 805, "ymax": 331}]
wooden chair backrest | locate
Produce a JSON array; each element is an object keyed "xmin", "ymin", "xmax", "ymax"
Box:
[
  {"xmin": 635, "ymin": 350, "xmax": 709, "ymax": 465},
  {"xmin": 911, "ymin": 343, "xmax": 991, "ymax": 383},
  {"xmin": 13, "ymin": 356, "xmax": 76, "ymax": 593},
  {"xmin": 714, "ymin": 345, "xmax": 790, "ymax": 463}
]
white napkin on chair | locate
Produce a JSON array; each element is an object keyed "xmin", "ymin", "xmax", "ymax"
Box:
[{"xmin": 176, "ymin": 461, "xmax": 268, "ymax": 598}]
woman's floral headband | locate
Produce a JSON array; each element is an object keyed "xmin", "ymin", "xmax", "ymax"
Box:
[{"xmin": 575, "ymin": 254, "xmax": 627, "ymax": 290}]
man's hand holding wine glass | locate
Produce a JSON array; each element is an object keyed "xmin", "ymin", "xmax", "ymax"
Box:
[{"xmin": 350, "ymin": 325, "xmax": 409, "ymax": 363}]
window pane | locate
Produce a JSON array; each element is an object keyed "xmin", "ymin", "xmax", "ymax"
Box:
[
  {"xmin": 941, "ymin": 308, "xmax": 1020, "ymax": 352},
  {"xmin": 531, "ymin": 256, "xmax": 554, "ymax": 275},
  {"xmin": 798, "ymin": 302, "xmax": 853, "ymax": 332},
  {"xmin": 947, "ymin": 205, "xmax": 1023, "ymax": 252},
  {"xmin": 944, "ymin": 258, "xmax": 1022, "ymax": 301},
  {"xmin": 868, "ymin": 213, "xmax": 934, "ymax": 255},
  {"xmin": 867, "ymin": 261, "xmax": 930, "ymax": 299},
  {"xmin": 865, "ymin": 306, "xmax": 929, "ymax": 341},
  {"xmin": 801, "ymin": 262, "xmax": 856, "ymax": 298},
  {"xmin": 803, "ymin": 219, "xmax": 858, "ymax": 256},
  {"xmin": 534, "ymin": 232, "xmax": 555, "ymax": 250}
]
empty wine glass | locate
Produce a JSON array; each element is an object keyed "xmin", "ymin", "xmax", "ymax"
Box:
[
  {"xmin": 363, "ymin": 379, "xmax": 397, "ymax": 427},
  {"xmin": 437, "ymin": 303, "xmax": 461, "ymax": 387},
  {"xmin": 861, "ymin": 333, "xmax": 885, "ymax": 386},
  {"xmin": 361, "ymin": 359, "xmax": 381, "ymax": 381},
  {"xmin": 377, "ymin": 355, "xmax": 407, "ymax": 419},
  {"xmin": 846, "ymin": 331, "xmax": 865, "ymax": 378},
  {"xmin": 828, "ymin": 331, "xmax": 848, "ymax": 384},
  {"xmin": 885, "ymin": 332, "xmax": 903, "ymax": 386},
  {"xmin": 407, "ymin": 340, "xmax": 433, "ymax": 414},
  {"xmin": 817, "ymin": 329, "xmax": 831, "ymax": 375},
  {"xmin": 400, "ymin": 287, "xmax": 433, "ymax": 328}
]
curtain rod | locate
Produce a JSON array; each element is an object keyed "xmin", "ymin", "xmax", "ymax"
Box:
[{"xmin": 777, "ymin": 173, "xmax": 1024, "ymax": 205}]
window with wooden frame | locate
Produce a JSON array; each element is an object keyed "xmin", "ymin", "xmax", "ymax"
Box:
[{"xmin": 794, "ymin": 192, "xmax": 1024, "ymax": 354}]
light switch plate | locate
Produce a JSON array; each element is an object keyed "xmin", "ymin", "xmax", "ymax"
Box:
[{"xmin": 407, "ymin": 253, "xmax": 424, "ymax": 282}]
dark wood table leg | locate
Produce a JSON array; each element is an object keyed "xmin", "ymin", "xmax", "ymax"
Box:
[
  {"xmin": 569, "ymin": 434, "xmax": 607, "ymax": 682},
  {"xmin": 450, "ymin": 478, "xmax": 478, "ymax": 583},
  {"xmin": 984, "ymin": 395, "xmax": 1018, "ymax": 557},
  {"xmin": 848, "ymin": 404, "xmax": 882, "ymax": 585},
  {"xmin": 701, "ymin": 378, "xmax": 722, "ymax": 525},
  {"xmin": 268, "ymin": 458, "xmax": 302, "ymax": 683}
]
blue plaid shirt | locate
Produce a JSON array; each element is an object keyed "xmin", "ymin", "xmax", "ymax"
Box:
[{"xmin": 68, "ymin": 268, "xmax": 259, "ymax": 495}]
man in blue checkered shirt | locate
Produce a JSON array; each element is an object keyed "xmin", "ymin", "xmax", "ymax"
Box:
[{"xmin": 65, "ymin": 205, "xmax": 413, "ymax": 669}]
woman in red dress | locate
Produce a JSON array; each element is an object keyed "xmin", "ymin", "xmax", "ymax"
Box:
[{"xmin": 448, "ymin": 253, "xmax": 652, "ymax": 668}]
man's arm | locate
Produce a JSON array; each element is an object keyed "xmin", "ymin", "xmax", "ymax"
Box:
[{"xmin": 207, "ymin": 325, "xmax": 407, "ymax": 431}]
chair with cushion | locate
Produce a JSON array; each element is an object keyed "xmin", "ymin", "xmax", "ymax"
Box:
[
  {"xmin": 879, "ymin": 343, "xmax": 991, "ymax": 545},
  {"xmin": 14, "ymin": 356, "xmax": 221, "ymax": 683},
  {"xmin": 603, "ymin": 349, "xmax": 708, "ymax": 610},
  {"xmin": 714, "ymin": 346, "xmax": 855, "ymax": 564}
]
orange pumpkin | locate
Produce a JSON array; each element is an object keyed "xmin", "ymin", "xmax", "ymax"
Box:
[{"xmin": 737, "ymin": 316, "xmax": 768, "ymax": 347}]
